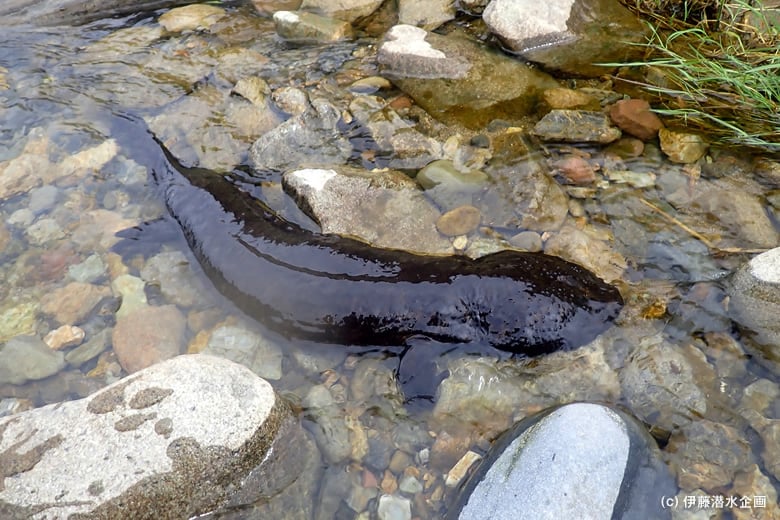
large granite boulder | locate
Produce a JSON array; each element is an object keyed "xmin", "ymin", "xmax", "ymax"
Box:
[
  {"xmin": 728, "ymin": 247, "xmax": 780, "ymax": 372},
  {"xmin": 377, "ymin": 24, "xmax": 559, "ymax": 129},
  {"xmin": 483, "ymin": 0, "xmax": 648, "ymax": 77},
  {"xmin": 448, "ymin": 402, "xmax": 675, "ymax": 519},
  {"xmin": 0, "ymin": 355, "xmax": 315, "ymax": 519}
]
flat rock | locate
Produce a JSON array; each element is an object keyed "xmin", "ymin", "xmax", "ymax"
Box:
[
  {"xmin": 533, "ymin": 110, "xmax": 622, "ymax": 144},
  {"xmin": 544, "ymin": 224, "xmax": 627, "ymax": 282},
  {"xmin": 483, "ymin": 0, "xmax": 648, "ymax": 77},
  {"xmin": 158, "ymin": 3, "xmax": 226, "ymax": 33},
  {"xmin": 299, "ymin": 0, "xmax": 384, "ymax": 22},
  {"xmin": 249, "ymin": 98, "xmax": 351, "ymax": 171},
  {"xmin": 283, "ymin": 166, "xmax": 453, "ymax": 254},
  {"xmin": 0, "ymin": 355, "xmax": 301, "ymax": 519},
  {"xmin": 0, "ymin": 335, "xmax": 66, "ymax": 386},
  {"xmin": 40, "ymin": 282, "xmax": 111, "ymax": 326},
  {"xmin": 449, "ymin": 403, "xmax": 674, "ymax": 519},
  {"xmin": 728, "ymin": 247, "xmax": 780, "ymax": 371},
  {"xmin": 378, "ymin": 25, "xmax": 558, "ymax": 129},
  {"xmin": 398, "ymin": 0, "xmax": 455, "ymax": 30},
  {"xmin": 348, "ymin": 96, "xmax": 443, "ymax": 170},
  {"xmin": 112, "ymin": 304, "xmax": 186, "ymax": 373},
  {"xmin": 203, "ymin": 324, "xmax": 284, "ymax": 381}
]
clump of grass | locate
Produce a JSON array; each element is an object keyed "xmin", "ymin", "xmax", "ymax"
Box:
[{"xmin": 611, "ymin": 0, "xmax": 780, "ymax": 151}]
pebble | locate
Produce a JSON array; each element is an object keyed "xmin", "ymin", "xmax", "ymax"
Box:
[
  {"xmin": 65, "ymin": 328, "xmax": 112, "ymax": 367},
  {"xmin": 659, "ymin": 128, "xmax": 709, "ymax": 163},
  {"xmin": 532, "ymin": 110, "xmax": 622, "ymax": 144},
  {"xmin": 111, "ymin": 274, "xmax": 148, "ymax": 318},
  {"xmin": 43, "ymin": 325, "xmax": 85, "ymax": 350},
  {"xmin": 41, "ymin": 282, "xmax": 111, "ymax": 325},
  {"xmin": 445, "ymin": 451, "xmax": 482, "ymax": 488},
  {"xmin": 67, "ymin": 254, "xmax": 107, "ymax": 283},
  {"xmin": 0, "ymin": 301, "xmax": 38, "ymax": 343},
  {"xmin": 509, "ymin": 231, "xmax": 542, "ymax": 252},
  {"xmin": 140, "ymin": 250, "xmax": 205, "ymax": 308},
  {"xmin": 553, "ymin": 155, "xmax": 598, "ymax": 184},
  {"xmin": 0, "ymin": 334, "xmax": 66, "ymax": 385},
  {"xmin": 377, "ymin": 494, "xmax": 411, "ymax": 520},
  {"xmin": 112, "ymin": 304, "xmax": 186, "ymax": 373},
  {"xmin": 8, "ymin": 208, "xmax": 35, "ymax": 227},
  {"xmin": 28, "ymin": 185, "xmax": 59, "ymax": 214},
  {"xmin": 26, "ymin": 218, "xmax": 65, "ymax": 245},
  {"xmin": 435, "ymin": 205, "xmax": 481, "ymax": 237},
  {"xmin": 398, "ymin": 474, "xmax": 423, "ymax": 495},
  {"xmin": 204, "ymin": 324, "xmax": 283, "ymax": 380},
  {"xmin": 608, "ymin": 98, "xmax": 663, "ymax": 140}
]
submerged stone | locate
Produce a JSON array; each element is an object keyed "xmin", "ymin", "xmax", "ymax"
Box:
[
  {"xmin": 483, "ymin": 0, "xmax": 648, "ymax": 77},
  {"xmin": 0, "ymin": 335, "xmax": 66, "ymax": 385},
  {"xmin": 273, "ymin": 10, "xmax": 354, "ymax": 44},
  {"xmin": 378, "ymin": 25, "xmax": 558, "ymax": 129},
  {"xmin": 448, "ymin": 403, "xmax": 674, "ymax": 519},
  {"xmin": 728, "ymin": 247, "xmax": 780, "ymax": 372},
  {"xmin": 533, "ymin": 110, "xmax": 622, "ymax": 144}
]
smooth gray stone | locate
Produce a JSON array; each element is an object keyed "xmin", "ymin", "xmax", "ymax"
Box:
[{"xmin": 449, "ymin": 402, "xmax": 675, "ymax": 520}]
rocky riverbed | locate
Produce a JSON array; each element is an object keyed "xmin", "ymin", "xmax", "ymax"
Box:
[{"xmin": 0, "ymin": 1, "xmax": 779, "ymax": 519}]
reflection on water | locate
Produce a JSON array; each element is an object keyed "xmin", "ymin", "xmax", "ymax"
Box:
[{"xmin": 0, "ymin": 5, "xmax": 778, "ymax": 519}]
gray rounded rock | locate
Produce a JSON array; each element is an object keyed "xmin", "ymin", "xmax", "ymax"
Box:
[
  {"xmin": 728, "ymin": 247, "xmax": 780, "ymax": 371},
  {"xmin": 448, "ymin": 403, "xmax": 674, "ymax": 519}
]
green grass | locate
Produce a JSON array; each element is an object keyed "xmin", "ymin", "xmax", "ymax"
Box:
[{"xmin": 609, "ymin": 0, "xmax": 780, "ymax": 151}]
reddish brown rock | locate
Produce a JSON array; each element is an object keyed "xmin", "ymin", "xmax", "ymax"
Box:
[
  {"xmin": 553, "ymin": 156, "xmax": 598, "ymax": 185},
  {"xmin": 609, "ymin": 99, "xmax": 663, "ymax": 141},
  {"xmin": 112, "ymin": 305, "xmax": 186, "ymax": 374},
  {"xmin": 41, "ymin": 282, "xmax": 111, "ymax": 325},
  {"xmin": 436, "ymin": 205, "xmax": 482, "ymax": 236}
]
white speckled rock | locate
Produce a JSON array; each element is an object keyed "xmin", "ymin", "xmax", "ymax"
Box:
[
  {"xmin": 0, "ymin": 355, "xmax": 298, "ymax": 519},
  {"xmin": 728, "ymin": 247, "xmax": 780, "ymax": 371},
  {"xmin": 449, "ymin": 403, "xmax": 675, "ymax": 519},
  {"xmin": 283, "ymin": 166, "xmax": 453, "ymax": 254}
]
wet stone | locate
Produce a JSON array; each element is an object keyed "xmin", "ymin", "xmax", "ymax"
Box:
[
  {"xmin": 727, "ymin": 247, "xmax": 780, "ymax": 371},
  {"xmin": 283, "ymin": 167, "xmax": 452, "ymax": 254},
  {"xmin": 111, "ymin": 274, "xmax": 148, "ymax": 318},
  {"xmin": 509, "ymin": 230, "xmax": 542, "ymax": 252},
  {"xmin": 542, "ymin": 87, "xmax": 599, "ymax": 110},
  {"xmin": 436, "ymin": 206, "xmax": 481, "ymax": 237},
  {"xmin": 532, "ymin": 110, "xmax": 622, "ymax": 144},
  {"xmin": 659, "ymin": 128, "xmax": 709, "ymax": 163},
  {"xmin": 302, "ymin": 384, "xmax": 351, "ymax": 464},
  {"xmin": 0, "ymin": 302, "xmax": 38, "ymax": 343},
  {"xmin": 300, "ymin": 0, "xmax": 384, "ymax": 22},
  {"xmin": 43, "ymin": 324, "xmax": 85, "ymax": 350},
  {"xmin": 158, "ymin": 3, "xmax": 226, "ymax": 33},
  {"xmin": 378, "ymin": 25, "xmax": 558, "ymax": 129},
  {"xmin": 203, "ymin": 324, "xmax": 283, "ymax": 381},
  {"xmin": 66, "ymin": 327, "xmax": 112, "ymax": 367},
  {"xmin": 449, "ymin": 403, "xmax": 675, "ymax": 519},
  {"xmin": 112, "ymin": 305, "xmax": 186, "ymax": 374},
  {"xmin": 0, "ymin": 334, "xmax": 66, "ymax": 385},
  {"xmin": 669, "ymin": 419, "xmax": 753, "ymax": 490},
  {"xmin": 397, "ymin": 0, "xmax": 455, "ymax": 30},
  {"xmin": 41, "ymin": 282, "xmax": 111, "ymax": 325},
  {"xmin": 416, "ymin": 159, "xmax": 489, "ymax": 210},
  {"xmin": 28, "ymin": 185, "xmax": 59, "ymax": 214},
  {"xmin": 620, "ymin": 338, "xmax": 709, "ymax": 431},
  {"xmin": 609, "ymin": 98, "xmax": 663, "ymax": 141},
  {"xmin": 543, "ymin": 224, "xmax": 627, "ymax": 282},
  {"xmin": 68, "ymin": 253, "xmax": 107, "ymax": 283},
  {"xmin": 140, "ymin": 250, "xmax": 206, "ymax": 309},
  {"xmin": 273, "ymin": 10, "xmax": 354, "ymax": 44},
  {"xmin": 25, "ymin": 218, "xmax": 65, "ymax": 245},
  {"xmin": 377, "ymin": 494, "xmax": 412, "ymax": 520}
]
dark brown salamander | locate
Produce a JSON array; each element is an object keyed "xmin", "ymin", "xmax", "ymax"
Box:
[{"xmin": 119, "ymin": 117, "xmax": 623, "ymax": 356}]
